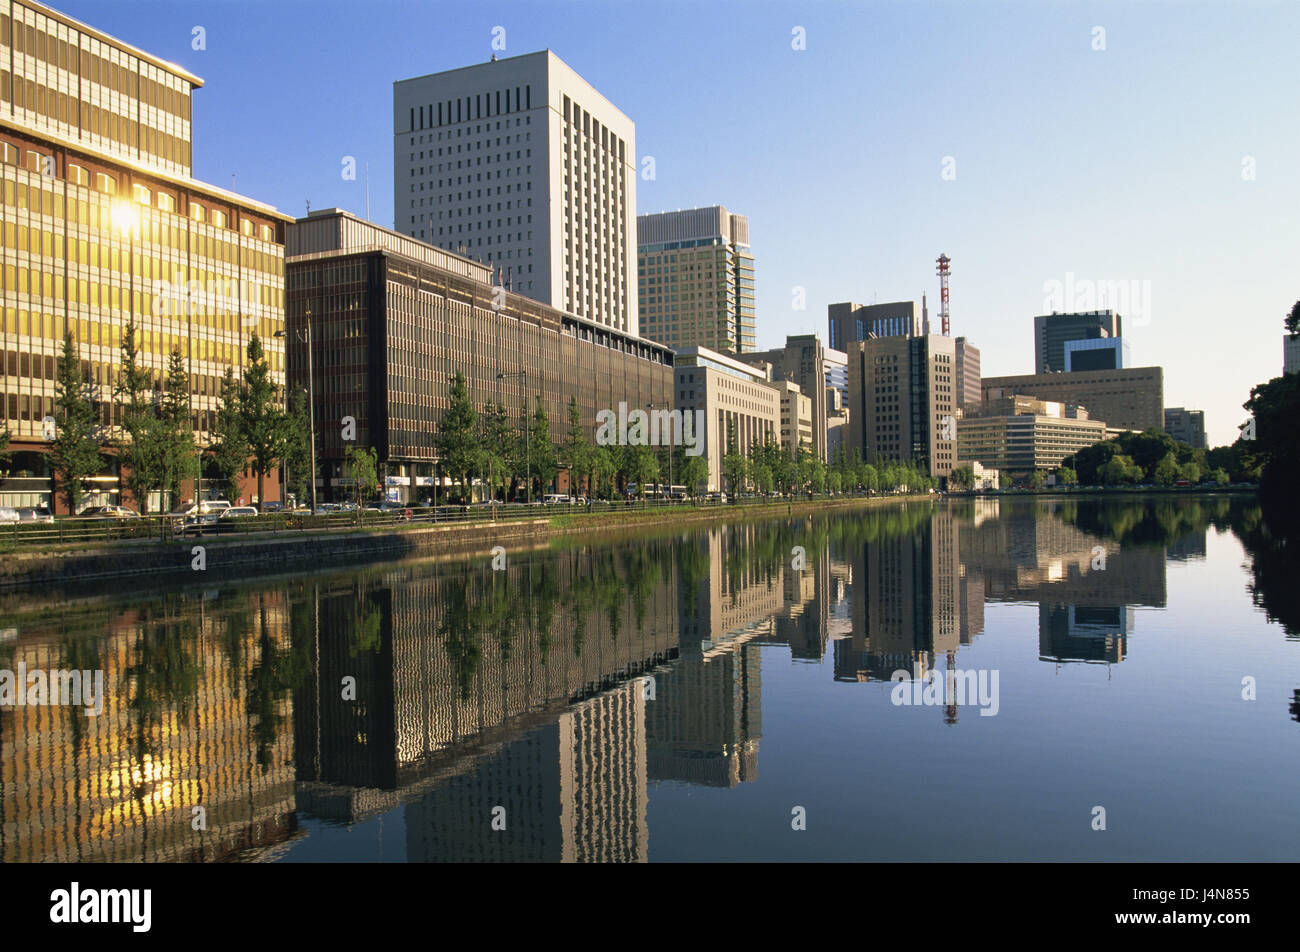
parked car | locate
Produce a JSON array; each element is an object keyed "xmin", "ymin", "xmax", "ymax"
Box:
[
  {"xmin": 0, "ymin": 506, "xmax": 19, "ymax": 524},
  {"xmin": 260, "ymin": 500, "xmax": 285, "ymax": 512},
  {"xmin": 219, "ymin": 506, "xmax": 259, "ymax": 520},
  {"xmin": 15, "ymin": 506, "xmax": 53, "ymax": 524},
  {"xmin": 76, "ymin": 505, "xmax": 140, "ymax": 519}
]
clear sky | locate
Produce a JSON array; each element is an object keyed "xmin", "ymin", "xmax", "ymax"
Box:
[{"xmin": 57, "ymin": 0, "xmax": 1299, "ymax": 446}]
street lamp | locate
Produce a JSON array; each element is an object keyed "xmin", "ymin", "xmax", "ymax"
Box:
[
  {"xmin": 497, "ymin": 370, "xmax": 530, "ymax": 504},
  {"xmin": 275, "ymin": 304, "xmax": 317, "ymax": 514}
]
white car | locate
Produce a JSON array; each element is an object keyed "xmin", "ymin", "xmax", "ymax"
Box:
[
  {"xmin": 0, "ymin": 507, "xmax": 19, "ymax": 524},
  {"xmin": 218, "ymin": 506, "xmax": 259, "ymax": 520}
]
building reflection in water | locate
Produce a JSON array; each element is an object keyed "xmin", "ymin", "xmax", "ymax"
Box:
[{"xmin": 1, "ymin": 496, "xmax": 1234, "ymax": 861}]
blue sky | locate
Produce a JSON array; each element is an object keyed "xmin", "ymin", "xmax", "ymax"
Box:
[{"xmin": 58, "ymin": 0, "xmax": 1299, "ymax": 446}]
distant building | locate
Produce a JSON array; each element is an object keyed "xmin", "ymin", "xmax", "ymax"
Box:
[
  {"xmin": 826, "ymin": 387, "xmax": 849, "ymax": 460},
  {"xmin": 394, "ymin": 50, "xmax": 637, "ymax": 333},
  {"xmin": 845, "ymin": 334, "xmax": 958, "ymax": 480},
  {"xmin": 982, "ymin": 366, "xmax": 1163, "ymax": 433},
  {"xmin": 959, "ymin": 460, "xmax": 1000, "ymax": 491},
  {"xmin": 1064, "ymin": 336, "xmax": 1130, "ymax": 372},
  {"xmin": 954, "ymin": 336, "xmax": 981, "ymax": 410},
  {"xmin": 1286, "ymin": 335, "xmax": 1300, "ymax": 375},
  {"xmin": 828, "ymin": 300, "xmax": 925, "ymax": 352},
  {"xmin": 637, "ymin": 206, "xmax": 754, "ymax": 353},
  {"xmin": 740, "ymin": 335, "xmax": 832, "ymax": 460},
  {"xmin": 1164, "ymin": 407, "xmax": 1206, "ymax": 449},
  {"xmin": 958, "ymin": 396, "xmax": 1107, "ymax": 477},
  {"xmin": 1034, "ymin": 310, "xmax": 1121, "ymax": 374},
  {"xmin": 674, "ymin": 346, "xmax": 780, "ymax": 492},
  {"xmin": 773, "ymin": 380, "xmax": 813, "ymax": 458}
]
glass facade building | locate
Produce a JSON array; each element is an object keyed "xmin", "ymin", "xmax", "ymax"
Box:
[{"xmin": 0, "ymin": 0, "xmax": 289, "ymax": 510}]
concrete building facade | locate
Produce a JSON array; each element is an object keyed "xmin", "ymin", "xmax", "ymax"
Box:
[
  {"xmin": 982, "ymin": 366, "xmax": 1163, "ymax": 433},
  {"xmin": 845, "ymin": 333, "xmax": 958, "ymax": 480},
  {"xmin": 1285, "ymin": 334, "xmax": 1299, "ymax": 375},
  {"xmin": 673, "ymin": 345, "xmax": 779, "ymax": 492},
  {"xmin": 828, "ymin": 299, "xmax": 925, "ymax": 352},
  {"xmin": 958, "ymin": 396, "xmax": 1107, "ymax": 476},
  {"xmin": 954, "ymin": 335, "xmax": 981, "ymax": 410},
  {"xmin": 1064, "ymin": 336, "xmax": 1130, "ymax": 372},
  {"xmin": 773, "ymin": 378, "xmax": 812, "ymax": 458},
  {"xmin": 740, "ymin": 334, "xmax": 832, "ymax": 461},
  {"xmin": 636, "ymin": 205, "xmax": 753, "ymax": 353},
  {"xmin": 1163, "ymin": 407, "xmax": 1206, "ymax": 449},
  {"xmin": 393, "ymin": 50, "xmax": 637, "ymax": 334}
]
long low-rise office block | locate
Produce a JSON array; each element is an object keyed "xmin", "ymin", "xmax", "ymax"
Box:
[
  {"xmin": 981, "ymin": 366, "xmax": 1163, "ymax": 433},
  {"xmin": 285, "ymin": 209, "xmax": 672, "ymax": 502},
  {"xmin": 958, "ymin": 396, "xmax": 1107, "ymax": 476}
]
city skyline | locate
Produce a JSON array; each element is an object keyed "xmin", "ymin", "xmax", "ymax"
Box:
[{"xmin": 49, "ymin": 0, "xmax": 1299, "ymax": 448}]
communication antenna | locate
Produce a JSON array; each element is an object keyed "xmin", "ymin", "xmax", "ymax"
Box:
[{"xmin": 936, "ymin": 254, "xmax": 951, "ymax": 336}]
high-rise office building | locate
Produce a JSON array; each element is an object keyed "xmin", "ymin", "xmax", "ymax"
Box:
[
  {"xmin": 1163, "ymin": 407, "xmax": 1206, "ymax": 449},
  {"xmin": 636, "ymin": 205, "xmax": 754, "ymax": 353},
  {"xmin": 828, "ymin": 299, "xmax": 925, "ymax": 352},
  {"xmin": 0, "ymin": 0, "xmax": 289, "ymax": 511},
  {"xmin": 1033, "ymin": 310, "xmax": 1121, "ymax": 374},
  {"xmin": 845, "ymin": 333, "xmax": 958, "ymax": 480},
  {"xmin": 1285, "ymin": 334, "xmax": 1299, "ymax": 375},
  {"xmin": 393, "ymin": 50, "xmax": 636, "ymax": 334},
  {"xmin": 954, "ymin": 336, "xmax": 981, "ymax": 410}
]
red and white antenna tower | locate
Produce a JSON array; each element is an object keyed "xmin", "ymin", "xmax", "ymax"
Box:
[{"xmin": 936, "ymin": 254, "xmax": 951, "ymax": 336}]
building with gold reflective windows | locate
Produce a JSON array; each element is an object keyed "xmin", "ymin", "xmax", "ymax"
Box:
[{"xmin": 0, "ymin": 0, "xmax": 290, "ymax": 511}]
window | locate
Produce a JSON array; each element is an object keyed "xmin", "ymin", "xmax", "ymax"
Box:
[
  {"xmin": 211, "ymin": 209, "xmax": 226, "ymax": 228},
  {"xmin": 95, "ymin": 172, "xmax": 116, "ymax": 194},
  {"xmin": 156, "ymin": 192, "xmax": 175, "ymax": 213},
  {"xmin": 132, "ymin": 183, "xmax": 150, "ymax": 204},
  {"xmin": 190, "ymin": 202, "xmax": 205, "ymax": 222}
]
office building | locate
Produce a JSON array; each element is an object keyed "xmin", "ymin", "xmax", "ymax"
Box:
[
  {"xmin": 637, "ymin": 205, "xmax": 754, "ymax": 353},
  {"xmin": 826, "ymin": 386, "xmax": 848, "ymax": 459},
  {"xmin": 954, "ymin": 336, "xmax": 981, "ymax": 410},
  {"xmin": 1286, "ymin": 334, "xmax": 1299, "ymax": 375},
  {"xmin": 1065, "ymin": 336, "xmax": 1130, "ymax": 372},
  {"xmin": 982, "ymin": 366, "xmax": 1163, "ymax": 433},
  {"xmin": 958, "ymin": 396, "xmax": 1107, "ymax": 477},
  {"xmin": 773, "ymin": 378, "xmax": 812, "ymax": 457},
  {"xmin": 828, "ymin": 299, "xmax": 925, "ymax": 351},
  {"xmin": 1033, "ymin": 310, "xmax": 1121, "ymax": 374},
  {"xmin": 740, "ymin": 334, "xmax": 832, "ymax": 460},
  {"xmin": 393, "ymin": 50, "xmax": 636, "ymax": 334},
  {"xmin": 673, "ymin": 345, "xmax": 779, "ymax": 492},
  {"xmin": 845, "ymin": 333, "xmax": 958, "ymax": 480},
  {"xmin": 0, "ymin": 0, "xmax": 289, "ymax": 511},
  {"xmin": 1164, "ymin": 407, "xmax": 1206, "ymax": 449},
  {"xmin": 285, "ymin": 209, "xmax": 671, "ymax": 502}
]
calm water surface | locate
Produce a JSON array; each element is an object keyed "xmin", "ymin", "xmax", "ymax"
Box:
[{"xmin": 2, "ymin": 495, "xmax": 1296, "ymax": 861}]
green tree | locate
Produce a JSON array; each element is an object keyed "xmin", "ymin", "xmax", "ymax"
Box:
[
  {"xmin": 562, "ymin": 395, "xmax": 590, "ymax": 498},
  {"xmin": 477, "ymin": 401, "xmax": 513, "ymax": 503},
  {"xmin": 0, "ymin": 425, "xmax": 11, "ymax": 481},
  {"xmin": 112, "ymin": 318, "xmax": 164, "ymax": 513},
  {"xmin": 238, "ymin": 334, "xmax": 286, "ymax": 510},
  {"xmin": 346, "ymin": 445, "xmax": 379, "ymax": 504},
  {"xmin": 50, "ymin": 333, "xmax": 102, "ymax": 514},
  {"xmin": 209, "ymin": 367, "xmax": 248, "ymax": 503},
  {"xmin": 281, "ymin": 385, "xmax": 314, "ymax": 506},
  {"xmin": 158, "ymin": 349, "xmax": 198, "ymax": 510},
  {"xmin": 629, "ymin": 444, "xmax": 659, "ymax": 497},
  {"xmin": 1153, "ymin": 452, "xmax": 1180, "ymax": 486},
  {"xmin": 592, "ymin": 445, "xmax": 618, "ymax": 499},
  {"xmin": 1286, "ymin": 300, "xmax": 1299, "ymax": 338},
  {"xmin": 1058, "ymin": 465, "xmax": 1078, "ymax": 487},
  {"xmin": 1028, "ymin": 470, "xmax": 1045, "ymax": 490},
  {"xmin": 436, "ymin": 371, "xmax": 478, "ymax": 503},
  {"xmin": 1244, "ymin": 368, "xmax": 1300, "ymax": 503},
  {"xmin": 529, "ymin": 397, "xmax": 558, "ymax": 498},
  {"xmin": 721, "ymin": 421, "xmax": 747, "ymax": 497}
]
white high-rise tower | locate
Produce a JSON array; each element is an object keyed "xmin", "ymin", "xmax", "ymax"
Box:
[{"xmin": 394, "ymin": 50, "xmax": 637, "ymax": 334}]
